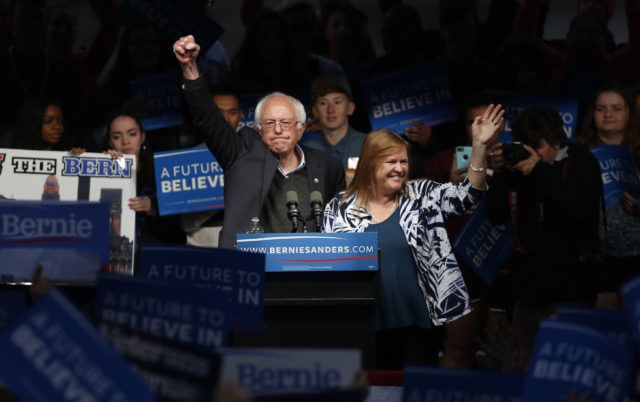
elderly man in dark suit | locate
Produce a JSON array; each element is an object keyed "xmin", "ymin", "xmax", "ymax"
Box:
[{"xmin": 173, "ymin": 35, "xmax": 346, "ymax": 248}]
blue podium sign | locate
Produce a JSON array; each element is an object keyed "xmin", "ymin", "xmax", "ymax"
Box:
[
  {"xmin": 487, "ymin": 90, "xmax": 579, "ymax": 144},
  {"xmin": 153, "ymin": 146, "xmax": 225, "ymax": 216},
  {"xmin": 236, "ymin": 233, "xmax": 377, "ymax": 272},
  {"xmin": 138, "ymin": 244, "xmax": 265, "ymax": 330},
  {"xmin": 402, "ymin": 365, "xmax": 523, "ymax": 402},
  {"xmin": 0, "ymin": 200, "xmax": 110, "ymax": 283},
  {"xmin": 129, "ymin": 73, "xmax": 183, "ymax": 131},
  {"xmin": 95, "ymin": 272, "xmax": 229, "ymax": 350},
  {"xmin": 453, "ymin": 199, "xmax": 513, "ymax": 284},
  {"xmin": 590, "ymin": 145, "xmax": 640, "ymax": 210},
  {"xmin": 0, "ymin": 289, "xmax": 153, "ymax": 402},
  {"xmin": 360, "ymin": 60, "xmax": 458, "ymax": 134},
  {"xmin": 521, "ymin": 320, "xmax": 633, "ymax": 402}
]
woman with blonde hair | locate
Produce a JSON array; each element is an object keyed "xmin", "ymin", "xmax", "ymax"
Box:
[{"xmin": 323, "ymin": 105, "xmax": 503, "ymax": 369}]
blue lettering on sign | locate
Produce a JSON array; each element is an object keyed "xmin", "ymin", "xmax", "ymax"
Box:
[
  {"xmin": 1, "ymin": 213, "xmax": 93, "ymax": 241},
  {"xmin": 236, "ymin": 363, "xmax": 341, "ymax": 392},
  {"xmin": 62, "ymin": 157, "xmax": 132, "ymax": 178}
]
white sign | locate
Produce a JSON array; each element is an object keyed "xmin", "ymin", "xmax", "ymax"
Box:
[
  {"xmin": 219, "ymin": 347, "xmax": 361, "ymax": 395},
  {"xmin": 0, "ymin": 148, "xmax": 137, "ymax": 275}
]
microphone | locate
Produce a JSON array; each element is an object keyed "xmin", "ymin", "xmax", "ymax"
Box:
[
  {"xmin": 286, "ymin": 191, "xmax": 300, "ymax": 232},
  {"xmin": 310, "ymin": 191, "xmax": 323, "ymax": 232}
]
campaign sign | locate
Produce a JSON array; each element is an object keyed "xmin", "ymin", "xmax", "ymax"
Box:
[
  {"xmin": 236, "ymin": 232, "xmax": 378, "ymax": 272},
  {"xmin": 621, "ymin": 275, "xmax": 640, "ymax": 345},
  {"xmin": 129, "ymin": 73, "xmax": 183, "ymax": 131},
  {"xmin": 590, "ymin": 145, "xmax": 640, "ymax": 210},
  {"xmin": 0, "ymin": 288, "xmax": 28, "ymax": 332},
  {"xmin": 153, "ymin": 147, "xmax": 225, "ymax": 216},
  {"xmin": 95, "ymin": 272, "xmax": 229, "ymax": 351},
  {"xmin": 219, "ymin": 347, "xmax": 361, "ymax": 395},
  {"xmin": 238, "ymin": 88, "xmax": 313, "ymax": 130},
  {"xmin": 520, "ymin": 320, "xmax": 634, "ymax": 402},
  {"xmin": 138, "ymin": 244, "xmax": 265, "ymax": 330},
  {"xmin": 0, "ymin": 289, "xmax": 153, "ymax": 402},
  {"xmin": 486, "ymin": 90, "xmax": 579, "ymax": 144},
  {"xmin": 116, "ymin": 0, "xmax": 223, "ymax": 54},
  {"xmin": 0, "ymin": 200, "xmax": 110, "ymax": 283},
  {"xmin": 402, "ymin": 365, "xmax": 523, "ymax": 402},
  {"xmin": 556, "ymin": 306, "xmax": 632, "ymax": 347},
  {"xmin": 99, "ymin": 321, "xmax": 221, "ymax": 402},
  {"xmin": 453, "ymin": 198, "xmax": 513, "ymax": 284},
  {"xmin": 360, "ymin": 60, "xmax": 458, "ymax": 134},
  {"xmin": 0, "ymin": 148, "xmax": 137, "ymax": 275}
]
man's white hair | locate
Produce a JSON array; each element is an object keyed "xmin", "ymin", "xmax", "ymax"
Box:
[{"xmin": 254, "ymin": 92, "xmax": 306, "ymax": 130}]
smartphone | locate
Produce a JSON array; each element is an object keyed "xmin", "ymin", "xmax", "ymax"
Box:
[{"xmin": 455, "ymin": 146, "xmax": 472, "ymax": 177}]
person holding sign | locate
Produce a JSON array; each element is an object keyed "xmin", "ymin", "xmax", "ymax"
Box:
[
  {"xmin": 486, "ymin": 106, "xmax": 603, "ymax": 370},
  {"xmin": 104, "ymin": 112, "xmax": 185, "ymax": 246},
  {"xmin": 173, "ymin": 35, "xmax": 345, "ymax": 248},
  {"xmin": 576, "ymin": 83, "xmax": 640, "ymax": 303},
  {"xmin": 322, "ymin": 104, "xmax": 504, "ymax": 369}
]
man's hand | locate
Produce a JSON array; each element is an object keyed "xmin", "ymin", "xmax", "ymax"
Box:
[
  {"xmin": 513, "ymin": 144, "xmax": 540, "ymax": 176},
  {"xmin": 173, "ymin": 35, "xmax": 201, "ymax": 80},
  {"xmin": 404, "ymin": 120, "xmax": 432, "ymax": 148},
  {"xmin": 129, "ymin": 195, "xmax": 155, "ymax": 217},
  {"xmin": 622, "ymin": 191, "xmax": 640, "ymax": 216},
  {"xmin": 488, "ymin": 143, "xmax": 506, "ymax": 172}
]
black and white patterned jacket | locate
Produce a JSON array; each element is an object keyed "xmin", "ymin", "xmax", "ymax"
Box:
[{"xmin": 322, "ymin": 178, "xmax": 486, "ymax": 325}]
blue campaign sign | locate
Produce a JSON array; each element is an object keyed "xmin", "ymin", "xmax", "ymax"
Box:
[
  {"xmin": 453, "ymin": 198, "xmax": 513, "ymax": 284},
  {"xmin": 555, "ymin": 306, "xmax": 632, "ymax": 346},
  {"xmin": 95, "ymin": 272, "xmax": 229, "ymax": 350},
  {"xmin": 129, "ymin": 73, "xmax": 183, "ymax": 131},
  {"xmin": 360, "ymin": 60, "xmax": 458, "ymax": 134},
  {"xmin": 402, "ymin": 365, "xmax": 523, "ymax": 402},
  {"xmin": 0, "ymin": 200, "xmax": 110, "ymax": 283},
  {"xmin": 138, "ymin": 244, "xmax": 265, "ymax": 330},
  {"xmin": 236, "ymin": 233, "xmax": 378, "ymax": 272},
  {"xmin": 153, "ymin": 146, "xmax": 225, "ymax": 216},
  {"xmin": 0, "ymin": 288, "xmax": 28, "ymax": 332},
  {"xmin": 0, "ymin": 289, "xmax": 153, "ymax": 402},
  {"xmin": 219, "ymin": 347, "xmax": 361, "ymax": 395},
  {"xmin": 487, "ymin": 90, "xmax": 579, "ymax": 144},
  {"xmin": 621, "ymin": 274, "xmax": 640, "ymax": 346},
  {"xmin": 590, "ymin": 145, "xmax": 640, "ymax": 210},
  {"xmin": 116, "ymin": 0, "xmax": 223, "ymax": 54},
  {"xmin": 521, "ymin": 319, "xmax": 634, "ymax": 402},
  {"xmin": 99, "ymin": 321, "xmax": 221, "ymax": 402}
]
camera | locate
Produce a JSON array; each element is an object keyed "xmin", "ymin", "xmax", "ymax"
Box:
[{"xmin": 501, "ymin": 142, "xmax": 530, "ymax": 166}]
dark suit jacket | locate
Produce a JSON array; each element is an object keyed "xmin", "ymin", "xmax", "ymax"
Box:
[{"xmin": 182, "ymin": 78, "xmax": 346, "ymax": 248}]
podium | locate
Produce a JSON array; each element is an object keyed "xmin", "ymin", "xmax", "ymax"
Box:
[
  {"xmin": 229, "ymin": 270, "xmax": 379, "ymax": 369},
  {"xmin": 232, "ymin": 233, "xmax": 379, "ymax": 369}
]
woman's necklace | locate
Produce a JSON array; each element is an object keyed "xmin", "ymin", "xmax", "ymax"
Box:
[
  {"xmin": 369, "ymin": 196, "xmax": 398, "ymax": 224},
  {"xmin": 8, "ymin": 46, "xmax": 50, "ymax": 98}
]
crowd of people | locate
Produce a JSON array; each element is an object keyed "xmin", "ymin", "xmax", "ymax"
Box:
[{"xmin": 1, "ymin": 0, "xmax": 640, "ymax": 393}]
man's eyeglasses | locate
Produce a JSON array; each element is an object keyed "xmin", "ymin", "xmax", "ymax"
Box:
[{"xmin": 259, "ymin": 120, "xmax": 298, "ymax": 131}]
